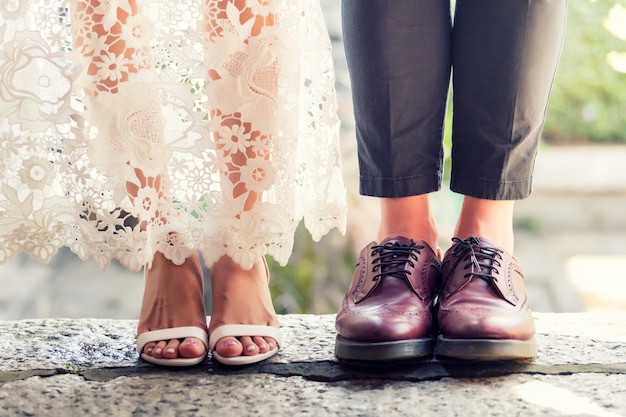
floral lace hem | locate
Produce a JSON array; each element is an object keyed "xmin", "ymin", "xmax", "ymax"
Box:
[{"xmin": 0, "ymin": 0, "xmax": 346, "ymax": 271}]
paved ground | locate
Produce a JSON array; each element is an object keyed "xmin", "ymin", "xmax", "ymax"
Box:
[{"xmin": 0, "ymin": 313, "xmax": 625, "ymax": 417}]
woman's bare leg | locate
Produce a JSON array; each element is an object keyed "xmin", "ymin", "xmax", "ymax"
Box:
[
  {"xmin": 137, "ymin": 252, "xmax": 207, "ymax": 360},
  {"xmin": 208, "ymin": 256, "xmax": 279, "ymax": 358},
  {"xmin": 204, "ymin": 0, "xmax": 279, "ymax": 360}
]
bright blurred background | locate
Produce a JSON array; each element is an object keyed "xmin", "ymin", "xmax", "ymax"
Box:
[{"xmin": 1, "ymin": 0, "xmax": 625, "ymax": 320}]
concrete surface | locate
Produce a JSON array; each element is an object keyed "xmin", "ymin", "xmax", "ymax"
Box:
[{"xmin": 0, "ymin": 313, "xmax": 625, "ymax": 417}]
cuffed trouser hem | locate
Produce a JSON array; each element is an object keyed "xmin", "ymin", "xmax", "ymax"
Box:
[
  {"xmin": 450, "ymin": 174, "xmax": 532, "ymax": 201},
  {"xmin": 343, "ymin": 0, "xmax": 567, "ymax": 200},
  {"xmin": 360, "ymin": 173, "xmax": 441, "ymax": 198}
]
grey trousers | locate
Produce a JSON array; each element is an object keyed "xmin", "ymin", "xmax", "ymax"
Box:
[{"xmin": 342, "ymin": 0, "xmax": 567, "ymax": 200}]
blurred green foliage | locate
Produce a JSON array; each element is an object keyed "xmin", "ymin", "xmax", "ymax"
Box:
[
  {"xmin": 544, "ymin": 0, "xmax": 626, "ymax": 143},
  {"xmin": 266, "ymin": 224, "xmax": 354, "ymax": 314}
]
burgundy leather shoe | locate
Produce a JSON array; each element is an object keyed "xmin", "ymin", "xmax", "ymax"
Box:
[
  {"xmin": 335, "ymin": 236, "xmax": 441, "ymax": 361},
  {"xmin": 436, "ymin": 236, "xmax": 537, "ymax": 360}
]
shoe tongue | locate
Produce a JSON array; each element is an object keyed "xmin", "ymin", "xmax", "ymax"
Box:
[
  {"xmin": 453, "ymin": 236, "xmax": 500, "ymax": 271},
  {"xmin": 379, "ymin": 236, "xmax": 413, "ymax": 246},
  {"xmin": 376, "ymin": 236, "xmax": 414, "ymax": 280},
  {"xmin": 446, "ymin": 236, "xmax": 493, "ymax": 257},
  {"xmin": 462, "ymin": 236, "xmax": 496, "ymax": 248}
]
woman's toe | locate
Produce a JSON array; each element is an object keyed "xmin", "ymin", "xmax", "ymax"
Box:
[
  {"xmin": 215, "ymin": 337, "xmax": 243, "ymax": 358},
  {"xmin": 152, "ymin": 341, "xmax": 168, "ymax": 358},
  {"xmin": 240, "ymin": 336, "xmax": 260, "ymax": 356},
  {"xmin": 163, "ymin": 339, "xmax": 180, "ymax": 359},
  {"xmin": 266, "ymin": 337, "xmax": 277, "ymax": 350},
  {"xmin": 179, "ymin": 337, "xmax": 206, "ymax": 359},
  {"xmin": 143, "ymin": 342, "xmax": 157, "ymax": 356},
  {"xmin": 252, "ymin": 336, "xmax": 270, "ymax": 353}
]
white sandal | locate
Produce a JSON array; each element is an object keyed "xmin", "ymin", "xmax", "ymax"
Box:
[
  {"xmin": 137, "ymin": 326, "xmax": 209, "ymax": 367},
  {"xmin": 209, "ymin": 324, "xmax": 282, "ymax": 366}
]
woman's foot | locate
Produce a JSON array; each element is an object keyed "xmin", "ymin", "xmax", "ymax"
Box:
[
  {"xmin": 208, "ymin": 256, "xmax": 280, "ymax": 362},
  {"xmin": 137, "ymin": 252, "xmax": 208, "ymax": 365}
]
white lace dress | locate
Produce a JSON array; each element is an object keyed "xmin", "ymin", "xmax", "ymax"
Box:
[{"xmin": 0, "ymin": 0, "xmax": 346, "ymax": 271}]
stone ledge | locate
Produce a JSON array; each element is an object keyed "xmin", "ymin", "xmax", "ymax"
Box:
[
  {"xmin": 1, "ymin": 313, "xmax": 625, "ymax": 417},
  {"xmin": 532, "ymin": 145, "xmax": 626, "ymax": 194},
  {"xmin": 1, "ymin": 313, "xmax": 625, "ymax": 375}
]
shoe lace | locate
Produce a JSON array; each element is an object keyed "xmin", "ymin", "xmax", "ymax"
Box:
[
  {"xmin": 370, "ymin": 240, "xmax": 423, "ymax": 281},
  {"xmin": 451, "ymin": 236, "xmax": 503, "ymax": 285}
]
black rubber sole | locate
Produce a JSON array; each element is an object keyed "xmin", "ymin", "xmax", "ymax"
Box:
[
  {"xmin": 334, "ymin": 335, "xmax": 434, "ymax": 362},
  {"xmin": 435, "ymin": 335, "xmax": 537, "ymax": 360}
]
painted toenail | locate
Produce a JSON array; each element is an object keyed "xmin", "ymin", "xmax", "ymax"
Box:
[
  {"xmin": 259, "ymin": 343, "xmax": 268, "ymax": 350},
  {"xmin": 246, "ymin": 345, "xmax": 258, "ymax": 352},
  {"xmin": 146, "ymin": 347, "xmax": 153, "ymax": 353},
  {"xmin": 186, "ymin": 340, "xmax": 197, "ymax": 345},
  {"xmin": 223, "ymin": 340, "xmax": 237, "ymax": 347},
  {"xmin": 155, "ymin": 348, "xmax": 163, "ymax": 355},
  {"xmin": 166, "ymin": 348, "xmax": 176, "ymax": 354}
]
